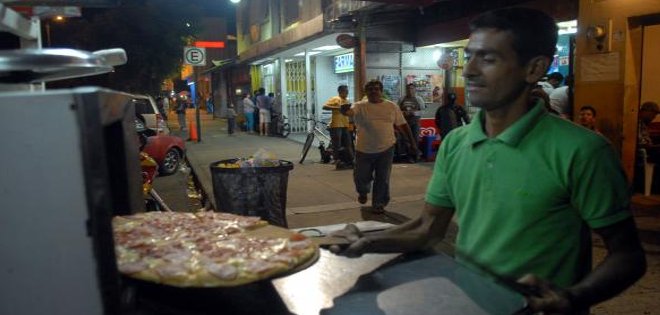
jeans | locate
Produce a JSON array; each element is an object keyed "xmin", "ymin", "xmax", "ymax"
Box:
[
  {"xmin": 407, "ymin": 117, "xmax": 420, "ymax": 143},
  {"xmin": 177, "ymin": 112, "xmax": 186, "ymax": 130},
  {"xmin": 330, "ymin": 127, "xmax": 354, "ymax": 164},
  {"xmin": 245, "ymin": 112, "xmax": 255, "ymax": 132},
  {"xmin": 353, "ymin": 147, "xmax": 394, "ymax": 208}
]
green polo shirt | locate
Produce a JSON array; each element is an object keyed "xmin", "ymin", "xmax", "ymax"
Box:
[{"xmin": 425, "ymin": 103, "xmax": 631, "ymax": 288}]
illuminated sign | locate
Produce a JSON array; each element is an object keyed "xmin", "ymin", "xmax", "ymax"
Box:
[
  {"xmin": 195, "ymin": 41, "xmax": 225, "ymax": 48},
  {"xmin": 334, "ymin": 53, "xmax": 353, "ymax": 74}
]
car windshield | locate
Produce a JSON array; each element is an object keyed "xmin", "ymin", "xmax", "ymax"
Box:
[{"xmin": 133, "ymin": 99, "xmax": 153, "ymax": 114}]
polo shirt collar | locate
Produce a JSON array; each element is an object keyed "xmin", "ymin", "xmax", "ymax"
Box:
[{"xmin": 466, "ymin": 101, "xmax": 547, "ymax": 147}]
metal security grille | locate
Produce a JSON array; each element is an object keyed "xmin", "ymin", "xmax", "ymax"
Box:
[{"xmin": 285, "ymin": 60, "xmax": 308, "ymax": 133}]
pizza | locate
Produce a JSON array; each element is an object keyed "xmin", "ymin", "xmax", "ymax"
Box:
[{"xmin": 112, "ymin": 211, "xmax": 318, "ymax": 287}]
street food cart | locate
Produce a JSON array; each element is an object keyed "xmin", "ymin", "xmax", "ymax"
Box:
[{"xmin": 0, "ymin": 3, "xmax": 526, "ymax": 315}]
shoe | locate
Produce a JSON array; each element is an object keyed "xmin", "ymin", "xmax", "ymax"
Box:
[
  {"xmin": 358, "ymin": 194, "xmax": 367, "ymax": 204},
  {"xmin": 371, "ymin": 205, "xmax": 385, "ymax": 214}
]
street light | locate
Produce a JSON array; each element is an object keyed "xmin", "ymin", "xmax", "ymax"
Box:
[{"xmin": 230, "ymin": 0, "xmax": 240, "ymax": 3}]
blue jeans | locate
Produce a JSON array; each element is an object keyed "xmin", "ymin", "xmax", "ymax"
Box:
[
  {"xmin": 245, "ymin": 112, "xmax": 255, "ymax": 132},
  {"xmin": 353, "ymin": 147, "xmax": 394, "ymax": 208}
]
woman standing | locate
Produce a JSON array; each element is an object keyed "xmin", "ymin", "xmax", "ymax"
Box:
[{"xmin": 242, "ymin": 93, "xmax": 256, "ymax": 132}]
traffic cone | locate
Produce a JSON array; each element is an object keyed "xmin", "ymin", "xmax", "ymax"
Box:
[{"xmin": 188, "ymin": 119, "xmax": 198, "ymax": 142}]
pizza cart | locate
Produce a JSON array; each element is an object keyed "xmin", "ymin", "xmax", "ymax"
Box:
[{"xmin": 0, "ymin": 4, "xmax": 527, "ymax": 315}]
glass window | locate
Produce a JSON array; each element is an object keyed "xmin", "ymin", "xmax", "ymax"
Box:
[
  {"xmin": 133, "ymin": 100, "xmax": 153, "ymax": 114},
  {"xmin": 282, "ymin": 0, "xmax": 300, "ymax": 28}
]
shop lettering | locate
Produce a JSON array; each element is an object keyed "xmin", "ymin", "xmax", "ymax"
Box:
[{"xmin": 334, "ymin": 53, "xmax": 354, "ymax": 74}]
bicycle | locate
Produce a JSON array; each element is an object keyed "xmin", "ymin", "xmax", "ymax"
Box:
[
  {"xmin": 299, "ymin": 116, "xmax": 333, "ymax": 164},
  {"xmin": 270, "ymin": 113, "xmax": 291, "ymax": 138}
]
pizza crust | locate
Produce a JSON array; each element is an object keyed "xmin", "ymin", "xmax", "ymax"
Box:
[{"xmin": 113, "ymin": 211, "xmax": 318, "ymax": 287}]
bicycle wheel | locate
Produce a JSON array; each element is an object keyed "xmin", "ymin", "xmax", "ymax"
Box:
[
  {"xmin": 280, "ymin": 123, "xmax": 290, "ymax": 138},
  {"xmin": 300, "ymin": 133, "xmax": 315, "ymax": 164}
]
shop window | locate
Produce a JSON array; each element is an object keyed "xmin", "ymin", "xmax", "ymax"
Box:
[{"xmin": 282, "ymin": 0, "xmax": 301, "ymax": 29}]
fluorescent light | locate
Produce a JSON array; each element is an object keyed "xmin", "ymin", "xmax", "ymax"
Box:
[
  {"xmin": 285, "ymin": 59, "xmax": 293, "ymax": 63},
  {"xmin": 313, "ymin": 45, "xmax": 341, "ymax": 51},
  {"xmin": 294, "ymin": 51, "xmax": 321, "ymax": 56}
]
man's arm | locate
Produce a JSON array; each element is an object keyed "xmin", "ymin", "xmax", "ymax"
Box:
[
  {"xmin": 521, "ymin": 217, "xmax": 646, "ymax": 313},
  {"xmin": 330, "ymin": 203, "xmax": 455, "ymax": 257}
]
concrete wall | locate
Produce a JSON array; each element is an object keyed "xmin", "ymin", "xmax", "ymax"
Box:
[{"xmin": 576, "ymin": 0, "xmax": 660, "ymax": 180}]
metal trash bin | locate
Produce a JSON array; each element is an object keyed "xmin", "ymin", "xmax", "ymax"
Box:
[{"xmin": 210, "ymin": 159, "xmax": 294, "ymax": 227}]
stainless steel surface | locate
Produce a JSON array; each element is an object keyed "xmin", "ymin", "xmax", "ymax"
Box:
[
  {"xmin": 0, "ymin": 48, "xmax": 126, "ymax": 83},
  {"xmin": 273, "ymin": 249, "xmax": 400, "ymax": 315},
  {"xmin": 272, "ymin": 250, "xmax": 526, "ymax": 315}
]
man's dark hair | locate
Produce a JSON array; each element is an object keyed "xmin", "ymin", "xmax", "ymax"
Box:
[
  {"xmin": 406, "ymin": 83, "xmax": 415, "ymax": 88},
  {"xmin": 365, "ymin": 80, "xmax": 383, "ymax": 91},
  {"xmin": 338, "ymin": 85, "xmax": 348, "ymax": 92},
  {"xmin": 547, "ymin": 72, "xmax": 564, "ymax": 83},
  {"xmin": 469, "ymin": 7, "xmax": 558, "ymax": 65},
  {"xmin": 258, "ymin": 87, "xmax": 265, "ymax": 94},
  {"xmin": 580, "ymin": 105, "xmax": 597, "ymax": 117}
]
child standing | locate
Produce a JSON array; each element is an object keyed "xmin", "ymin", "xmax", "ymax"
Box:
[{"xmin": 227, "ymin": 103, "xmax": 237, "ymax": 135}]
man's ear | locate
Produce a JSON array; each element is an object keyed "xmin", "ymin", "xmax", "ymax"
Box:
[{"xmin": 525, "ymin": 56, "xmax": 551, "ymax": 84}]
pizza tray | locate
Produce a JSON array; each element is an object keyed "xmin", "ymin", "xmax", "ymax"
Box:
[{"xmin": 243, "ymin": 224, "xmax": 321, "ymax": 279}]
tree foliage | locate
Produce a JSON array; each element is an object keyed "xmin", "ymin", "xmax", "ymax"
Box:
[{"xmin": 49, "ymin": 0, "xmax": 203, "ymax": 95}]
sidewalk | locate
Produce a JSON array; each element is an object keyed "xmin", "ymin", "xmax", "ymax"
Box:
[
  {"xmin": 169, "ymin": 109, "xmax": 660, "ymax": 247},
  {"xmin": 169, "ymin": 109, "xmax": 433, "ymax": 229}
]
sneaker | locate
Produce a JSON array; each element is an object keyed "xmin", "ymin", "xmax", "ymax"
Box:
[
  {"xmin": 358, "ymin": 194, "xmax": 367, "ymax": 204},
  {"xmin": 371, "ymin": 205, "xmax": 385, "ymax": 214}
]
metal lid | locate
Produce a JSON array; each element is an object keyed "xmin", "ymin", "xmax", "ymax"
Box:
[{"xmin": 0, "ymin": 48, "xmax": 126, "ymax": 83}]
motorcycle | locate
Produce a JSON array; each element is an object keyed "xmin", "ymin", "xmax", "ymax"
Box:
[{"xmin": 136, "ymin": 117, "xmax": 172, "ymax": 212}]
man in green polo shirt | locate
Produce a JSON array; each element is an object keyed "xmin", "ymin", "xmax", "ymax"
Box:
[{"xmin": 330, "ymin": 7, "xmax": 646, "ymax": 314}]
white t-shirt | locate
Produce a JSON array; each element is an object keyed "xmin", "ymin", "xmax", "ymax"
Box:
[
  {"xmin": 351, "ymin": 99, "xmax": 407, "ymax": 153},
  {"xmin": 549, "ymin": 86, "xmax": 569, "ymax": 116}
]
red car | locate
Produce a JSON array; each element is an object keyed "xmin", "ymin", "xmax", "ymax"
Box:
[{"xmin": 136, "ymin": 118, "xmax": 186, "ymax": 176}]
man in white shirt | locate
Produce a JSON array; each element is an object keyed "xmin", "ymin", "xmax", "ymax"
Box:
[{"xmin": 341, "ymin": 80, "xmax": 417, "ymax": 213}]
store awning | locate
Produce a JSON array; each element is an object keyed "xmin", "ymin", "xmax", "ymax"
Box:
[{"xmin": 201, "ymin": 59, "xmax": 235, "ymax": 75}]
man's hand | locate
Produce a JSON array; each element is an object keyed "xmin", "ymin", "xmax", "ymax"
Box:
[
  {"xmin": 517, "ymin": 274, "xmax": 575, "ymax": 315},
  {"xmin": 327, "ymin": 224, "xmax": 370, "ymax": 258}
]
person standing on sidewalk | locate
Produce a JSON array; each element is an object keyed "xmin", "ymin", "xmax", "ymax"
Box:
[
  {"xmin": 332, "ymin": 8, "xmax": 645, "ymax": 315},
  {"xmin": 323, "ymin": 85, "xmax": 354, "ymax": 169},
  {"xmin": 341, "ymin": 80, "xmax": 418, "ymax": 213},
  {"xmin": 397, "ymin": 83, "xmax": 427, "ymax": 147},
  {"xmin": 242, "ymin": 93, "xmax": 256, "ymax": 132},
  {"xmin": 175, "ymin": 98, "xmax": 187, "ymax": 131},
  {"xmin": 256, "ymin": 87, "xmax": 272, "ymax": 136},
  {"xmin": 226, "ymin": 103, "xmax": 237, "ymax": 135}
]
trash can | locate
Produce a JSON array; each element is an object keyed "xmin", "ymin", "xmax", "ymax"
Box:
[{"xmin": 210, "ymin": 159, "xmax": 294, "ymax": 227}]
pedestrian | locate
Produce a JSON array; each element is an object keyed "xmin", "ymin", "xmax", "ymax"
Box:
[
  {"xmin": 323, "ymin": 85, "xmax": 354, "ymax": 169},
  {"xmin": 175, "ymin": 98, "xmax": 187, "ymax": 131},
  {"xmin": 331, "ymin": 8, "xmax": 646, "ymax": 315},
  {"xmin": 550, "ymin": 74, "xmax": 573, "ymax": 119},
  {"xmin": 397, "ymin": 83, "xmax": 427, "ymax": 150},
  {"xmin": 577, "ymin": 105, "xmax": 600, "ymax": 134},
  {"xmin": 538, "ymin": 71, "xmax": 564, "ymax": 95},
  {"xmin": 256, "ymin": 87, "xmax": 272, "ymax": 136},
  {"xmin": 340, "ymin": 79, "xmax": 418, "ymax": 213},
  {"xmin": 156, "ymin": 96, "xmax": 168, "ymax": 120},
  {"xmin": 226, "ymin": 103, "xmax": 237, "ymax": 135},
  {"xmin": 242, "ymin": 93, "xmax": 256, "ymax": 132},
  {"xmin": 434, "ymin": 92, "xmax": 470, "ymax": 140}
]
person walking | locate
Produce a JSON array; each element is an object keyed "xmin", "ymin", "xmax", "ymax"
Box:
[
  {"xmin": 341, "ymin": 80, "xmax": 418, "ymax": 213},
  {"xmin": 323, "ymin": 85, "xmax": 354, "ymax": 169},
  {"xmin": 331, "ymin": 8, "xmax": 646, "ymax": 315},
  {"xmin": 434, "ymin": 92, "xmax": 470, "ymax": 139},
  {"xmin": 242, "ymin": 93, "xmax": 256, "ymax": 133}
]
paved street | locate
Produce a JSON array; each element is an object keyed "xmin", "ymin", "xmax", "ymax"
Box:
[{"xmin": 154, "ymin": 109, "xmax": 660, "ymax": 314}]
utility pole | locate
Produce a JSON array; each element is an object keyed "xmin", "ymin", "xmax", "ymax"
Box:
[{"xmin": 353, "ymin": 16, "xmax": 367, "ymax": 100}]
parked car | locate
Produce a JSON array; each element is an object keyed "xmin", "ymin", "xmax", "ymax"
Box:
[
  {"xmin": 133, "ymin": 94, "xmax": 169, "ymax": 134},
  {"xmin": 135, "ymin": 118, "xmax": 185, "ymax": 176}
]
